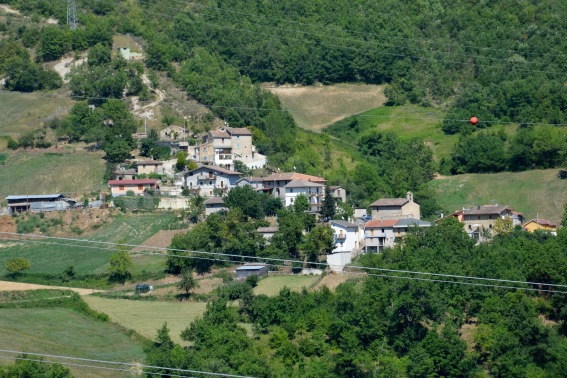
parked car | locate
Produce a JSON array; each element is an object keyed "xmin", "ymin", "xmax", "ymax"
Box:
[
  {"xmin": 135, "ymin": 283, "xmax": 152, "ymax": 293},
  {"xmin": 361, "ymin": 214, "xmax": 372, "ymax": 221}
]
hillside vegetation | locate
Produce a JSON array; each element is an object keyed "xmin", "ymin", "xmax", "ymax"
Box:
[
  {"xmin": 0, "ymin": 150, "xmax": 105, "ymax": 198},
  {"xmin": 0, "ymin": 91, "xmax": 74, "ymax": 142},
  {"xmin": 429, "ymin": 169, "xmax": 567, "ymax": 224}
]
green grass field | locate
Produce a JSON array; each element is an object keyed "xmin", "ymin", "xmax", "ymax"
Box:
[
  {"xmin": 264, "ymin": 83, "xmax": 386, "ymax": 132},
  {"xmin": 0, "ymin": 150, "xmax": 106, "ymax": 198},
  {"xmin": 0, "ymin": 307, "xmax": 146, "ymax": 377},
  {"xmin": 253, "ymin": 275, "xmax": 321, "ymax": 296},
  {"xmin": 83, "ymin": 296, "xmax": 207, "ymax": 345},
  {"xmin": 0, "ymin": 91, "xmax": 74, "ymax": 141},
  {"xmin": 0, "ymin": 213, "xmax": 175, "ymax": 276},
  {"xmin": 325, "ymin": 105, "xmax": 460, "ymax": 161},
  {"xmin": 429, "ymin": 169, "xmax": 567, "ymax": 224}
]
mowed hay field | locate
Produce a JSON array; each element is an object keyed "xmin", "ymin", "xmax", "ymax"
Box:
[
  {"xmin": 429, "ymin": 169, "xmax": 567, "ymax": 224},
  {"xmin": 264, "ymin": 83, "xmax": 386, "ymax": 132},
  {"xmin": 253, "ymin": 275, "xmax": 321, "ymax": 296},
  {"xmin": 0, "ymin": 307, "xmax": 146, "ymax": 377},
  {"xmin": 0, "ymin": 150, "xmax": 105, "ymax": 198},
  {"xmin": 0, "ymin": 91, "xmax": 74, "ymax": 141},
  {"xmin": 83, "ymin": 296, "xmax": 207, "ymax": 345},
  {"xmin": 0, "ymin": 213, "xmax": 176, "ymax": 276}
]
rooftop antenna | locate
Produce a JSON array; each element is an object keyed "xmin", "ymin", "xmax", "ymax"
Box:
[{"xmin": 67, "ymin": 0, "xmax": 78, "ymax": 30}]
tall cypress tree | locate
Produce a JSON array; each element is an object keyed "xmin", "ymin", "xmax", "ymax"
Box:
[{"xmin": 320, "ymin": 185, "xmax": 335, "ymax": 221}]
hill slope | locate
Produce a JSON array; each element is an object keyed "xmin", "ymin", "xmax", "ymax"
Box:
[
  {"xmin": 429, "ymin": 169, "xmax": 567, "ymax": 224},
  {"xmin": 263, "ymin": 83, "xmax": 386, "ymax": 132}
]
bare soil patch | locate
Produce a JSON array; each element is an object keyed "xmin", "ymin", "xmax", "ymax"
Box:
[
  {"xmin": 0, "ymin": 281, "xmax": 103, "ymax": 295},
  {"xmin": 460, "ymin": 323, "xmax": 477, "ymax": 353},
  {"xmin": 264, "ymin": 83, "xmax": 386, "ymax": 131},
  {"xmin": 0, "ymin": 216, "xmax": 16, "ymax": 239},
  {"xmin": 130, "ymin": 229, "xmax": 188, "ymax": 253}
]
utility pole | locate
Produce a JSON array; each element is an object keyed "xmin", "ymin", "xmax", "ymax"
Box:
[{"xmin": 67, "ymin": 0, "xmax": 78, "ymax": 30}]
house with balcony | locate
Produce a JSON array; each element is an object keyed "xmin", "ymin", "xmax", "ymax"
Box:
[
  {"xmin": 369, "ymin": 192, "xmax": 421, "ymax": 220},
  {"xmin": 328, "ymin": 220, "xmax": 364, "ymax": 271},
  {"xmin": 460, "ymin": 205, "xmax": 524, "ymax": 241},
  {"xmin": 184, "ymin": 165, "xmax": 241, "ymax": 197},
  {"xmin": 190, "ymin": 127, "xmax": 266, "ymax": 170},
  {"xmin": 363, "ymin": 217, "xmax": 430, "ymax": 253},
  {"xmin": 108, "ymin": 179, "xmax": 158, "ymax": 197},
  {"xmin": 282, "ymin": 180, "xmax": 325, "ymax": 212},
  {"xmin": 393, "ymin": 218, "xmax": 431, "ymax": 243},
  {"xmin": 364, "ymin": 219, "xmax": 398, "ymax": 253}
]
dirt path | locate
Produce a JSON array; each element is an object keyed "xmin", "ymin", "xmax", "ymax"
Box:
[
  {"xmin": 0, "ymin": 4, "xmax": 21, "ymax": 15},
  {"xmin": 53, "ymin": 55, "xmax": 87, "ymax": 82},
  {"xmin": 0, "ymin": 281, "xmax": 104, "ymax": 295},
  {"xmin": 133, "ymin": 74, "xmax": 166, "ymax": 119}
]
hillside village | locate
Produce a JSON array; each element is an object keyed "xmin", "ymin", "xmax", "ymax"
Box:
[{"xmin": 1, "ymin": 1, "xmax": 567, "ymax": 377}]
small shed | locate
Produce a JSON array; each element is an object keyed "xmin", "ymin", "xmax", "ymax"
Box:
[
  {"xmin": 6, "ymin": 194, "xmax": 65, "ymax": 214},
  {"xmin": 235, "ymin": 264, "xmax": 268, "ymax": 280}
]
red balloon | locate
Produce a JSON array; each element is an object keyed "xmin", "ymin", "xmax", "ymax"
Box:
[{"xmin": 470, "ymin": 116, "xmax": 478, "ymax": 125}]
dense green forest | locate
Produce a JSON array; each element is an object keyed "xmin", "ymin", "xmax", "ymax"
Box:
[{"xmin": 148, "ymin": 220, "xmax": 567, "ymax": 377}]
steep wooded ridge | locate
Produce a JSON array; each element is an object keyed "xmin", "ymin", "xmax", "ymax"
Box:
[{"xmin": 138, "ymin": 0, "xmax": 567, "ymax": 129}]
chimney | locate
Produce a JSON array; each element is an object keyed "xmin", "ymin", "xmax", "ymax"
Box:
[
  {"xmin": 406, "ymin": 191, "xmax": 413, "ymax": 202},
  {"xmin": 477, "ymin": 205, "xmax": 481, "ymax": 210}
]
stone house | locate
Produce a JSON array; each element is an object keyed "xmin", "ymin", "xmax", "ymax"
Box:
[{"xmin": 369, "ymin": 191, "xmax": 421, "ymax": 220}]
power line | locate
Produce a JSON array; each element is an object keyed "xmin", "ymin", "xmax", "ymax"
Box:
[
  {"xmin": 0, "ymin": 349, "xmax": 256, "ymax": 378},
  {"xmin": 2, "ymin": 89, "xmax": 566, "ymax": 127},
  {"xmin": 3, "ymin": 232, "xmax": 567, "ymax": 293}
]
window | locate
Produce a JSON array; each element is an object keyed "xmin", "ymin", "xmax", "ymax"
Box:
[
  {"xmin": 119, "ymin": 185, "xmax": 125, "ymax": 191},
  {"xmin": 468, "ymin": 225, "xmax": 472, "ymax": 230},
  {"xmin": 221, "ymin": 181, "xmax": 224, "ymax": 188},
  {"xmin": 237, "ymin": 144, "xmax": 240, "ymax": 149},
  {"xmin": 222, "ymin": 138, "xmax": 224, "ymax": 144},
  {"xmin": 489, "ymin": 224, "xmax": 493, "ymax": 229},
  {"xmin": 209, "ymin": 181, "xmax": 212, "ymax": 185},
  {"xmin": 210, "ymin": 191, "xmax": 212, "ymax": 195},
  {"xmin": 236, "ymin": 135, "xmax": 240, "ymax": 140},
  {"xmin": 138, "ymin": 185, "xmax": 143, "ymax": 190},
  {"xmin": 381, "ymin": 229, "xmax": 384, "ymax": 233},
  {"xmin": 290, "ymin": 189, "xmax": 293, "ymax": 193},
  {"xmin": 291, "ymin": 198, "xmax": 294, "ymax": 203}
]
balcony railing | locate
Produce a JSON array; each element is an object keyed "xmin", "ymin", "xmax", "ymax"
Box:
[{"xmin": 196, "ymin": 173, "xmax": 216, "ymax": 180}]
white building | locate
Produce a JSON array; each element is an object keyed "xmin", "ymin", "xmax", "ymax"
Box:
[
  {"xmin": 327, "ymin": 220, "xmax": 364, "ymax": 272},
  {"xmin": 184, "ymin": 165, "xmax": 241, "ymax": 197},
  {"xmin": 283, "ymin": 180, "xmax": 325, "ymax": 212}
]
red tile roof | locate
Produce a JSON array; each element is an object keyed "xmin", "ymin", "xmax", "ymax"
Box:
[
  {"xmin": 365, "ymin": 219, "xmax": 398, "ymax": 228},
  {"xmin": 262, "ymin": 172, "xmax": 326, "ymax": 182},
  {"xmin": 108, "ymin": 179, "xmax": 157, "ymax": 185}
]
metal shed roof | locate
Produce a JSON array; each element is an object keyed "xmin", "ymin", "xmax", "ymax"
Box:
[
  {"xmin": 6, "ymin": 194, "xmax": 64, "ymax": 201},
  {"xmin": 235, "ymin": 264, "xmax": 267, "ymax": 271}
]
